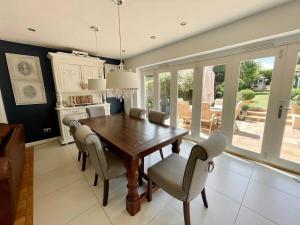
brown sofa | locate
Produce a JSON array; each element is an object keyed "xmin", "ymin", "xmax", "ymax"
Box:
[{"xmin": 0, "ymin": 124, "xmax": 25, "ymax": 225}]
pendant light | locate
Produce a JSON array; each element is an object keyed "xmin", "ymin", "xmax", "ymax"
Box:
[{"xmin": 106, "ymin": 0, "xmax": 139, "ymax": 99}]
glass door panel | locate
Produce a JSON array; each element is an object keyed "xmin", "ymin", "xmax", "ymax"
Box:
[
  {"xmin": 177, "ymin": 69, "xmax": 193, "ymax": 132},
  {"xmin": 232, "ymin": 57, "xmax": 275, "ymax": 153},
  {"xmin": 200, "ymin": 64, "xmax": 225, "ymax": 139},
  {"xmin": 280, "ymin": 52, "xmax": 300, "ymax": 163},
  {"xmin": 159, "ymin": 72, "xmax": 171, "ymax": 125},
  {"xmin": 145, "ymin": 75, "xmax": 155, "ymax": 111}
]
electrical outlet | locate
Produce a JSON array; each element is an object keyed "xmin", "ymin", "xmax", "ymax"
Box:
[{"xmin": 43, "ymin": 128, "xmax": 52, "ymax": 133}]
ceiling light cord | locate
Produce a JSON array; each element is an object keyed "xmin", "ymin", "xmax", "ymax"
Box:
[
  {"xmin": 117, "ymin": 4, "xmax": 124, "ymax": 70},
  {"xmin": 94, "ymin": 29, "xmax": 99, "ymax": 55}
]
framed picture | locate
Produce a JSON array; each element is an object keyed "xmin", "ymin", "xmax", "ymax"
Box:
[{"xmin": 6, "ymin": 53, "xmax": 47, "ymax": 105}]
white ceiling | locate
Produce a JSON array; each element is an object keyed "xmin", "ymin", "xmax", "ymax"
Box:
[{"xmin": 0, "ymin": 0, "xmax": 292, "ymax": 59}]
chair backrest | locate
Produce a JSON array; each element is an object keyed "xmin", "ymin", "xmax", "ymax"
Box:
[
  {"xmin": 182, "ymin": 132, "xmax": 228, "ymax": 201},
  {"xmin": 178, "ymin": 101, "xmax": 191, "ymax": 118},
  {"xmin": 129, "ymin": 107, "xmax": 146, "ymax": 118},
  {"xmin": 148, "ymin": 110, "xmax": 169, "ymax": 125},
  {"xmin": 201, "ymin": 102, "xmax": 212, "ymax": 120},
  {"xmin": 235, "ymin": 101, "xmax": 243, "ymax": 119},
  {"xmin": 75, "ymin": 125, "xmax": 109, "ymax": 179},
  {"xmin": 62, "ymin": 115, "xmax": 83, "ymax": 152},
  {"xmin": 86, "ymin": 106, "xmax": 105, "ymax": 119}
]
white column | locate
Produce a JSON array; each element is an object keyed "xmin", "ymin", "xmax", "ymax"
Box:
[{"xmin": 170, "ymin": 69, "xmax": 178, "ymax": 127}]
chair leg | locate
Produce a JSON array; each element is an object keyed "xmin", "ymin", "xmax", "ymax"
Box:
[
  {"xmin": 201, "ymin": 188, "xmax": 208, "ymax": 208},
  {"xmin": 147, "ymin": 179, "xmax": 152, "ymax": 202},
  {"xmin": 183, "ymin": 201, "xmax": 191, "ymax": 225},
  {"xmin": 93, "ymin": 173, "xmax": 98, "ymax": 186},
  {"xmin": 82, "ymin": 152, "xmax": 87, "ymax": 171},
  {"xmin": 138, "ymin": 158, "xmax": 144, "ymax": 186},
  {"xmin": 159, "ymin": 149, "xmax": 164, "ymax": 159},
  {"xmin": 77, "ymin": 151, "xmax": 81, "ymax": 161},
  {"xmin": 103, "ymin": 179, "xmax": 109, "ymax": 206}
]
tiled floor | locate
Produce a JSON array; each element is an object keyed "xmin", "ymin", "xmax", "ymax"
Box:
[{"xmin": 33, "ymin": 140, "xmax": 300, "ymax": 225}]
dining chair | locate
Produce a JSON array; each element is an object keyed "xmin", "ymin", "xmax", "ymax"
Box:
[
  {"xmin": 138, "ymin": 110, "xmax": 170, "ymax": 186},
  {"xmin": 148, "ymin": 110, "xmax": 169, "ymax": 159},
  {"xmin": 86, "ymin": 106, "xmax": 106, "ymax": 118},
  {"xmin": 129, "ymin": 107, "xmax": 146, "ymax": 118},
  {"xmin": 75, "ymin": 125, "xmax": 126, "ymax": 206},
  {"xmin": 147, "ymin": 132, "xmax": 228, "ymax": 225},
  {"xmin": 62, "ymin": 115, "xmax": 88, "ymax": 171}
]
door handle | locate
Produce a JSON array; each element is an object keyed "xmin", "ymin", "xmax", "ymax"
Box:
[{"xmin": 278, "ymin": 105, "xmax": 291, "ymax": 119}]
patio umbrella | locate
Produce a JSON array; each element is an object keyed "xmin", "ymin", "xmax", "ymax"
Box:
[{"xmin": 202, "ymin": 66, "xmax": 215, "ymax": 103}]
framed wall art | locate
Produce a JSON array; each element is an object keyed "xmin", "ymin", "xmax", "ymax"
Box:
[{"xmin": 5, "ymin": 53, "xmax": 47, "ymax": 105}]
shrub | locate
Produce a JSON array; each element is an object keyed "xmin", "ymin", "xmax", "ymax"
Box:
[
  {"xmin": 238, "ymin": 89, "xmax": 256, "ymax": 101},
  {"xmin": 291, "ymin": 88, "xmax": 300, "ymax": 99},
  {"xmin": 242, "ymin": 104, "xmax": 250, "ymax": 111},
  {"xmin": 215, "ymin": 84, "xmax": 224, "ymax": 98},
  {"xmin": 291, "ymin": 95, "xmax": 300, "ymax": 106}
]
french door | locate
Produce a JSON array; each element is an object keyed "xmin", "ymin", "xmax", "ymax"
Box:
[
  {"xmin": 142, "ymin": 43, "xmax": 300, "ymax": 173},
  {"xmin": 223, "ymin": 45, "xmax": 300, "ymax": 173}
]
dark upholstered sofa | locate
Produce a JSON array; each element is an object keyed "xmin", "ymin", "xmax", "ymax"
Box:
[{"xmin": 0, "ymin": 123, "xmax": 25, "ymax": 225}]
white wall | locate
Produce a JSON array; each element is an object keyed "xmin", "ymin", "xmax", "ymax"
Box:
[{"xmin": 125, "ymin": 0, "xmax": 300, "ymax": 69}]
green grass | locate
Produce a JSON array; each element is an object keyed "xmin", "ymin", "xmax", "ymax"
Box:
[{"xmin": 248, "ymin": 90, "xmax": 270, "ymax": 109}]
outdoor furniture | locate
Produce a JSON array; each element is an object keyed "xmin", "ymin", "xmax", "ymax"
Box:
[
  {"xmin": 62, "ymin": 115, "xmax": 88, "ymax": 171},
  {"xmin": 178, "ymin": 101, "xmax": 192, "ymax": 127},
  {"xmin": 201, "ymin": 102, "xmax": 219, "ymax": 134},
  {"xmin": 129, "ymin": 107, "xmax": 146, "ymax": 118},
  {"xmin": 234, "ymin": 101, "xmax": 244, "ymax": 131},
  {"xmin": 86, "ymin": 106, "xmax": 106, "ymax": 118},
  {"xmin": 75, "ymin": 125, "xmax": 126, "ymax": 206},
  {"xmin": 147, "ymin": 132, "xmax": 228, "ymax": 225},
  {"xmin": 79, "ymin": 114, "xmax": 188, "ymax": 215}
]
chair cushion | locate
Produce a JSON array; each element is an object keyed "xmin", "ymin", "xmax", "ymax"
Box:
[
  {"xmin": 148, "ymin": 153, "xmax": 187, "ymax": 201},
  {"xmin": 104, "ymin": 150, "xmax": 126, "ymax": 179}
]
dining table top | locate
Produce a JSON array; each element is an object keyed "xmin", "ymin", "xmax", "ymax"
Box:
[{"xmin": 79, "ymin": 113, "xmax": 189, "ymax": 159}]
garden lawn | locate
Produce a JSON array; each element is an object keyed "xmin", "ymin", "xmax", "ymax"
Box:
[{"xmin": 249, "ymin": 90, "xmax": 270, "ymax": 109}]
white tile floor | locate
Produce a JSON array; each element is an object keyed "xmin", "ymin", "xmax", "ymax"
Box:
[{"xmin": 33, "ymin": 140, "xmax": 300, "ymax": 225}]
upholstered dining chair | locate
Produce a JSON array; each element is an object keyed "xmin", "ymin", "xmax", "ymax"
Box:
[
  {"xmin": 147, "ymin": 132, "xmax": 228, "ymax": 225},
  {"xmin": 138, "ymin": 110, "xmax": 170, "ymax": 185},
  {"xmin": 129, "ymin": 107, "xmax": 146, "ymax": 118},
  {"xmin": 62, "ymin": 115, "xmax": 88, "ymax": 171},
  {"xmin": 148, "ymin": 110, "xmax": 169, "ymax": 159},
  {"xmin": 86, "ymin": 106, "xmax": 106, "ymax": 118},
  {"xmin": 75, "ymin": 125, "xmax": 126, "ymax": 206}
]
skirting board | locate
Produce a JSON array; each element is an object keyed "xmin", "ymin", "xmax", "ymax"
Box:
[{"xmin": 25, "ymin": 137, "xmax": 58, "ymax": 148}]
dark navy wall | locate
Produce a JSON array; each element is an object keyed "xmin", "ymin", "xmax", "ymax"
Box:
[{"xmin": 0, "ymin": 40, "xmax": 123, "ymax": 143}]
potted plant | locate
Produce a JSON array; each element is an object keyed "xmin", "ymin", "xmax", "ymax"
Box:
[
  {"xmin": 291, "ymin": 95, "xmax": 300, "ymax": 115},
  {"xmin": 238, "ymin": 89, "xmax": 256, "ymax": 104},
  {"xmin": 238, "ymin": 104, "xmax": 250, "ymax": 120}
]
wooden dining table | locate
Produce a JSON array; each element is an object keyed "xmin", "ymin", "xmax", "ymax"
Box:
[{"xmin": 79, "ymin": 113, "xmax": 188, "ymax": 216}]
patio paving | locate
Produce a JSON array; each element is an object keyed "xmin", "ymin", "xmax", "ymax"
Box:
[{"xmin": 176, "ymin": 118, "xmax": 300, "ymax": 164}]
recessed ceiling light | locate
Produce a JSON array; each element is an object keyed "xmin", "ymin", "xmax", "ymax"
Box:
[
  {"xmin": 28, "ymin": 28, "xmax": 36, "ymax": 32},
  {"xmin": 150, "ymin": 35, "xmax": 156, "ymax": 40},
  {"xmin": 90, "ymin": 25, "xmax": 99, "ymax": 32},
  {"xmin": 180, "ymin": 21, "xmax": 187, "ymax": 26}
]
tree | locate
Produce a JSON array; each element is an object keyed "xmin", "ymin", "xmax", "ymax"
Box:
[
  {"xmin": 239, "ymin": 60, "xmax": 260, "ymax": 90},
  {"xmin": 178, "ymin": 72, "xmax": 193, "ymax": 102},
  {"xmin": 213, "ymin": 65, "xmax": 225, "ymax": 83},
  {"xmin": 260, "ymin": 69, "xmax": 272, "ymax": 85}
]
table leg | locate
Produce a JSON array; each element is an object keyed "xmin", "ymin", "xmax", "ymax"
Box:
[
  {"xmin": 172, "ymin": 138, "xmax": 182, "ymax": 154},
  {"xmin": 124, "ymin": 158, "xmax": 141, "ymax": 216}
]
